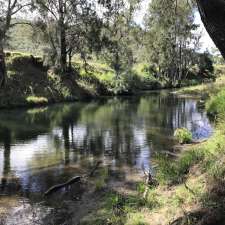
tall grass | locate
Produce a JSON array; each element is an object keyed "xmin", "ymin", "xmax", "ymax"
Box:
[{"xmin": 206, "ymin": 87, "xmax": 225, "ymax": 116}]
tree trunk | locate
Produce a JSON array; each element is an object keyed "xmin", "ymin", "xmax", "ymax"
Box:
[
  {"xmin": 59, "ymin": 0, "xmax": 67, "ymax": 73},
  {"xmin": 60, "ymin": 27, "xmax": 67, "ymax": 73},
  {"xmin": 0, "ymin": 45, "xmax": 6, "ymax": 88},
  {"xmin": 196, "ymin": 0, "xmax": 225, "ymax": 60}
]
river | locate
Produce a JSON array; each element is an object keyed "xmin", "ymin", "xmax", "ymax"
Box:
[{"xmin": 0, "ymin": 91, "xmax": 213, "ymax": 225}]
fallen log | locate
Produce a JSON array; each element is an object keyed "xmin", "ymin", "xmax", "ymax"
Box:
[
  {"xmin": 44, "ymin": 176, "xmax": 81, "ymax": 196},
  {"xmin": 44, "ymin": 161, "xmax": 102, "ymax": 197}
]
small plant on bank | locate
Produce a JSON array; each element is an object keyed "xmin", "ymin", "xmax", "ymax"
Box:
[
  {"xmin": 26, "ymin": 96, "xmax": 48, "ymax": 105},
  {"xmin": 174, "ymin": 128, "xmax": 192, "ymax": 144}
]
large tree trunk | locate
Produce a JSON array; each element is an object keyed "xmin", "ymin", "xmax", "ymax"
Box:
[
  {"xmin": 60, "ymin": 27, "xmax": 67, "ymax": 73},
  {"xmin": 59, "ymin": 0, "xmax": 67, "ymax": 73},
  {"xmin": 0, "ymin": 45, "xmax": 6, "ymax": 88},
  {"xmin": 196, "ymin": 0, "xmax": 225, "ymax": 60}
]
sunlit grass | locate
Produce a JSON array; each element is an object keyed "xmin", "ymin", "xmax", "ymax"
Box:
[
  {"xmin": 175, "ymin": 75, "xmax": 225, "ymax": 97},
  {"xmin": 26, "ymin": 96, "xmax": 48, "ymax": 105},
  {"xmin": 206, "ymin": 87, "xmax": 225, "ymax": 116}
]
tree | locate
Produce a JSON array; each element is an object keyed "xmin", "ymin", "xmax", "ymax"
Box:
[
  {"xmin": 101, "ymin": 0, "xmax": 142, "ymax": 77},
  {"xmin": 32, "ymin": 0, "xmax": 110, "ymax": 73},
  {"xmin": 198, "ymin": 52, "xmax": 214, "ymax": 79},
  {"xmin": 144, "ymin": 0, "xmax": 200, "ymax": 85},
  {"xmin": 0, "ymin": 0, "xmax": 30, "ymax": 87},
  {"xmin": 196, "ymin": 0, "xmax": 225, "ymax": 60}
]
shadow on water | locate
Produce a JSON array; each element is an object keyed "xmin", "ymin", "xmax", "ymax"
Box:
[{"xmin": 0, "ymin": 91, "xmax": 213, "ymax": 224}]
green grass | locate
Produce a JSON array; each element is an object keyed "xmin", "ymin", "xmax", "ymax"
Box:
[
  {"xmin": 2, "ymin": 52, "xmax": 220, "ymax": 109},
  {"xmin": 175, "ymin": 75, "xmax": 225, "ymax": 98},
  {"xmin": 206, "ymin": 87, "xmax": 225, "ymax": 116},
  {"xmin": 174, "ymin": 128, "xmax": 193, "ymax": 144},
  {"xmin": 0, "ymin": 52, "xmax": 92, "ymax": 108}
]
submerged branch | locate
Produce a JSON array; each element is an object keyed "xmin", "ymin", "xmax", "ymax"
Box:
[{"xmin": 44, "ymin": 161, "xmax": 102, "ymax": 197}]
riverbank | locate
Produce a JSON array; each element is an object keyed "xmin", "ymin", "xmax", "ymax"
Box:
[
  {"xmin": 174, "ymin": 75, "xmax": 225, "ymax": 99},
  {"xmin": 0, "ymin": 52, "xmax": 211, "ymax": 109},
  {"xmin": 78, "ymin": 84, "xmax": 225, "ymax": 225}
]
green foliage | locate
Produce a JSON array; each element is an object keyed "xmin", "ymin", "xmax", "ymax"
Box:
[
  {"xmin": 94, "ymin": 168, "xmax": 109, "ymax": 191},
  {"xmin": 26, "ymin": 96, "xmax": 48, "ymax": 105},
  {"xmin": 8, "ymin": 23, "xmax": 43, "ymax": 55},
  {"xmin": 100, "ymin": 1, "xmax": 141, "ymax": 77},
  {"xmin": 154, "ymin": 149, "xmax": 204, "ymax": 185},
  {"xmin": 174, "ymin": 128, "xmax": 192, "ymax": 144},
  {"xmin": 197, "ymin": 52, "xmax": 215, "ymax": 80},
  {"xmin": 206, "ymin": 88, "xmax": 225, "ymax": 116},
  {"xmin": 125, "ymin": 213, "xmax": 147, "ymax": 225},
  {"xmin": 214, "ymin": 64, "xmax": 225, "ymax": 77},
  {"xmin": 144, "ymin": 0, "xmax": 200, "ymax": 84}
]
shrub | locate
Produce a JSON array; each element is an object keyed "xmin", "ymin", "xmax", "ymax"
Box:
[
  {"xmin": 206, "ymin": 88, "xmax": 225, "ymax": 116},
  {"xmin": 174, "ymin": 128, "xmax": 192, "ymax": 144},
  {"xmin": 26, "ymin": 96, "xmax": 48, "ymax": 105}
]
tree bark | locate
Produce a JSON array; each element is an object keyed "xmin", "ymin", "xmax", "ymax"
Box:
[
  {"xmin": 59, "ymin": 0, "xmax": 67, "ymax": 73},
  {"xmin": 196, "ymin": 0, "xmax": 225, "ymax": 60},
  {"xmin": 0, "ymin": 45, "xmax": 6, "ymax": 88},
  {"xmin": 60, "ymin": 26, "xmax": 67, "ymax": 73}
]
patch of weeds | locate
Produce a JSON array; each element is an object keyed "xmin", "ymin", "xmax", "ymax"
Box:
[
  {"xmin": 206, "ymin": 87, "xmax": 225, "ymax": 116},
  {"xmin": 145, "ymin": 190, "xmax": 162, "ymax": 209},
  {"xmin": 125, "ymin": 213, "xmax": 147, "ymax": 225},
  {"xmin": 136, "ymin": 182, "xmax": 146, "ymax": 194},
  {"xmin": 154, "ymin": 154, "xmax": 177, "ymax": 184},
  {"xmin": 95, "ymin": 168, "xmax": 109, "ymax": 191},
  {"xmin": 174, "ymin": 128, "xmax": 192, "ymax": 144},
  {"xmin": 26, "ymin": 96, "xmax": 48, "ymax": 105},
  {"xmin": 175, "ymin": 150, "xmax": 204, "ymax": 177},
  {"xmin": 155, "ymin": 149, "xmax": 204, "ymax": 185}
]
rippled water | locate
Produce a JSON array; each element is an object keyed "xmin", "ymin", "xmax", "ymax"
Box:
[{"xmin": 0, "ymin": 91, "xmax": 213, "ymax": 224}]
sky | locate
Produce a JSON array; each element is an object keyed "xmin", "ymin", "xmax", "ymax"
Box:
[{"xmin": 134, "ymin": 0, "xmax": 216, "ymax": 52}]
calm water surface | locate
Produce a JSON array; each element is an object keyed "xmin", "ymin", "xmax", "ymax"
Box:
[{"xmin": 0, "ymin": 91, "xmax": 213, "ymax": 224}]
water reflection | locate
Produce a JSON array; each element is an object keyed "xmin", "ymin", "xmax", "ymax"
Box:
[
  {"xmin": 0, "ymin": 92, "xmax": 213, "ymax": 191},
  {"xmin": 0, "ymin": 92, "xmax": 213, "ymax": 223}
]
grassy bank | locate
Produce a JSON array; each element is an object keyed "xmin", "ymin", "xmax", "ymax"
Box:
[
  {"xmin": 0, "ymin": 52, "xmax": 163, "ymax": 108},
  {"xmin": 78, "ymin": 84, "xmax": 225, "ymax": 225},
  {"xmin": 0, "ymin": 52, "xmax": 213, "ymax": 109},
  {"xmin": 0, "ymin": 52, "xmax": 95, "ymax": 108},
  {"xmin": 175, "ymin": 75, "xmax": 225, "ymax": 99}
]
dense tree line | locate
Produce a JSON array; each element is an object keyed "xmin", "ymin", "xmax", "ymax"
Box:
[
  {"xmin": 0, "ymin": 0, "xmax": 223, "ymax": 89},
  {"xmin": 144, "ymin": 0, "xmax": 201, "ymax": 85}
]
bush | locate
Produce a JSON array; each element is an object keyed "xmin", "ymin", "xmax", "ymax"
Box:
[
  {"xmin": 26, "ymin": 96, "xmax": 48, "ymax": 105},
  {"xmin": 174, "ymin": 128, "xmax": 192, "ymax": 144},
  {"xmin": 206, "ymin": 88, "xmax": 225, "ymax": 116}
]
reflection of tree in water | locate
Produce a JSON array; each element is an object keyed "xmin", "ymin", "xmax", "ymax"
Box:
[
  {"xmin": 0, "ymin": 95, "xmax": 212, "ymax": 188},
  {"xmin": 63, "ymin": 124, "xmax": 70, "ymax": 165},
  {"xmin": 137, "ymin": 93, "xmax": 212, "ymax": 152},
  {"xmin": 0, "ymin": 126, "xmax": 21, "ymax": 194},
  {"xmin": 0, "ymin": 93, "xmax": 213, "ymax": 225},
  {"xmin": 0, "ymin": 127, "xmax": 11, "ymax": 192}
]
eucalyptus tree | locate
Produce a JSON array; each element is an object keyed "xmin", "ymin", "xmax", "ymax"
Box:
[
  {"xmin": 101, "ymin": 0, "xmax": 142, "ymax": 77},
  {"xmin": 0, "ymin": 0, "xmax": 30, "ymax": 87},
  {"xmin": 144, "ymin": 0, "xmax": 200, "ymax": 85},
  {"xmin": 32, "ymin": 0, "xmax": 111, "ymax": 73}
]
